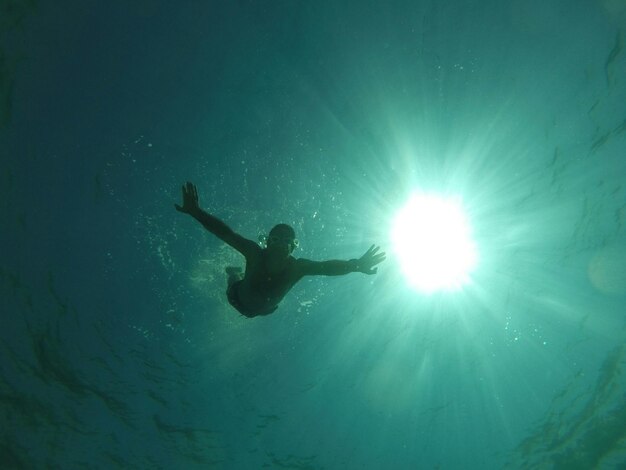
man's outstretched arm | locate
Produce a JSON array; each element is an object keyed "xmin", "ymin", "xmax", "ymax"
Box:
[
  {"xmin": 175, "ymin": 182, "xmax": 257, "ymax": 257},
  {"xmin": 298, "ymin": 245, "xmax": 386, "ymax": 277}
]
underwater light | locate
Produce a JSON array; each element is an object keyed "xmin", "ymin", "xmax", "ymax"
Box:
[{"xmin": 391, "ymin": 194, "xmax": 477, "ymax": 292}]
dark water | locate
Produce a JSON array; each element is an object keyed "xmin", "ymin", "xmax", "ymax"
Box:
[{"xmin": 2, "ymin": 1, "xmax": 625, "ymax": 468}]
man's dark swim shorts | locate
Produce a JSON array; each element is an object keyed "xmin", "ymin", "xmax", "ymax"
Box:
[{"xmin": 227, "ymin": 280, "xmax": 277, "ymax": 318}]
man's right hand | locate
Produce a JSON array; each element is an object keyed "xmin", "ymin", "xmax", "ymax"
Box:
[
  {"xmin": 355, "ymin": 245, "xmax": 386, "ymax": 275},
  {"xmin": 174, "ymin": 181, "xmax": 200, "ymax": 215}
]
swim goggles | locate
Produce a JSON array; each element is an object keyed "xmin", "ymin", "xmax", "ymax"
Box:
[{"xmin": 258, "ymin": 234, "xmax": 299, "ymax": 248}]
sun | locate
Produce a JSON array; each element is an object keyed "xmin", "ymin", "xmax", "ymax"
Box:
[{"xmin": 391, "ymin": 194, "xmax": 478, "ymax": 292}]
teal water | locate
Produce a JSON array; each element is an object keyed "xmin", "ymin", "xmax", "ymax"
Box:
[{"xmin": 1, "ymin": 1, "xmax": 625, "ymax": 468}]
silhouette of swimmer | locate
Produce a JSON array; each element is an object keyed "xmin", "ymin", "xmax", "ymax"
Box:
[{"xmin": 175, "ymin": 182, "xmax": 386, "ymax": 317}]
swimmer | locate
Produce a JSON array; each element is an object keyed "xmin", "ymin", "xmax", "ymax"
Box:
[{"xmin": 175, "ymin": 182, "xmax": 386, "ymax": 317}]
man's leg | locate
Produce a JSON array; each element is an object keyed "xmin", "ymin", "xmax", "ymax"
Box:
[{"xmin": 225, "ymin": 266, "xmax": 243, "ymax": 288}]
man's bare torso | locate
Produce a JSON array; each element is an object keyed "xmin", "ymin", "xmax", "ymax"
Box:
[{"xmin": 238, "ymin": 251, "xmax": 302, "ymax": 313}]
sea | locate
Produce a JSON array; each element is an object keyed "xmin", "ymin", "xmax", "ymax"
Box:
[{"xmin": 1, "ymin": 1, "xmax": 625, "ymax": 468}]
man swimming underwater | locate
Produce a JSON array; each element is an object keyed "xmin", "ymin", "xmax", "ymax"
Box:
[{"xmin": 175, "ymin": 182, "xmax": 386, "ymax": 317}]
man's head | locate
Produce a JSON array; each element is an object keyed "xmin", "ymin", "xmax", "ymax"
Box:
[{"xmin": 266, "ymin": 224, "xmax": 298, "ymax": 256}]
